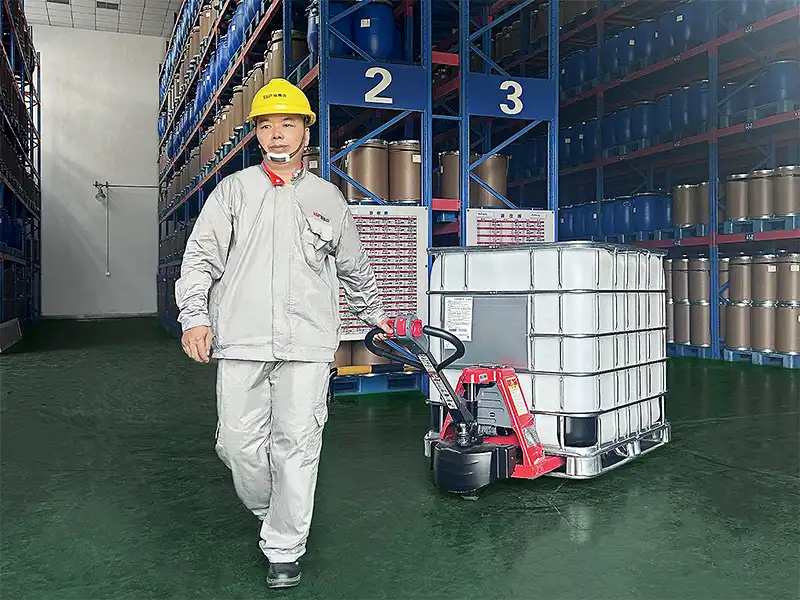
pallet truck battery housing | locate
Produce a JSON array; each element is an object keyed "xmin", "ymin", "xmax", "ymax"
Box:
[{"xmin": 365, "ymin": 315, "xmax": 565, "ymax": 495}]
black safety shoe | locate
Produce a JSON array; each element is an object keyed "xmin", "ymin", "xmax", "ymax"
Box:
[{"xmin": 266, "ymin": 561, "xmax": 301, "ymax": 589}]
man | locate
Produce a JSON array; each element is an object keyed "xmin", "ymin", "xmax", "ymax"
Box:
[{"xmin": 175, "ymin": 78, "xmax": 392, "ymax": 589}]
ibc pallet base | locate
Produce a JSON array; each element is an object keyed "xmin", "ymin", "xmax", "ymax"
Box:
[
  {"xmin": 422, "ymin": 421, "xmax": 671, "ymax": 480},
  {"xmin": 723, "ymin": 348, "xmax": 800, "ymax": 369},
  {"xmin": 545, "ymin": 422, "xmax": 671, "ymax": 480}
]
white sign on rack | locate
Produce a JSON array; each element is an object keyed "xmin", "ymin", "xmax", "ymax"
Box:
[
  {"xmin": 466, "ymin": 208, "xmax": 555, "ymax": 246},
  {"xmin": 443, "ymin": 296, "xmax": 474, "ymax": 342},
  {"xmin": 339, "ymin": 205, "xmax": 429, "ymax": 341}
]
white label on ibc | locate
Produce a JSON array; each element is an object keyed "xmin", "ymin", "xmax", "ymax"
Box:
[
  {"xmin": 412, "ymin": 154, "xmax": 421, "ymax": 163},
  {"xmin": 361, "ymin": 18, "xmax": 370, "ymax": 27},
  {"xmin": 309, "ymin": 160, "xmax": 318, "ymax": 168},
  {"xmin": 792, "ymin": 265, "xmax": 800, "ymax": 272},
  {"xmin": 768, "ymin": 265, "xmax": 777, "ymax": 272},
  {"xmin": 443, "ymin": 296, "xmax": 473, "ymax": 342}
]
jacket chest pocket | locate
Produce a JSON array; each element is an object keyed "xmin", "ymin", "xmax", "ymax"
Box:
[{"xmin": 300, "ymin": 216, "xmax": 334, "ymax": 270}]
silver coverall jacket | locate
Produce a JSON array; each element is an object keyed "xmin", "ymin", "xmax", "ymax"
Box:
[{"xmin": 174, "ymin": 163, "xmax": 387, "ymax": 363}]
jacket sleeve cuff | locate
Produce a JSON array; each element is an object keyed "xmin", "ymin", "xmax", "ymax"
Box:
[
  {"xmin": 179, "ymin": 314, "xmax": 211, "ymax": 332},
  {"xmin": 359, "ymin": 307, "xmax": 387, "ymax": 327}
]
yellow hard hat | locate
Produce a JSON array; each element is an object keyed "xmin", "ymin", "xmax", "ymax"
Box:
[{"xmin": 247, "ymin": 78, "xmax": 316, "ymax": 126}]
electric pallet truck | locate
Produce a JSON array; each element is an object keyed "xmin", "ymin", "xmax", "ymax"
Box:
[{"xmin": 364, "ymin": 315, "xmax": 565, "ymax": 495}]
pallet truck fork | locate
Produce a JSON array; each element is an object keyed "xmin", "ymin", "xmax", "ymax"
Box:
[{"xmin": 365, "ymin": 315, "xmax": 565, "ymax": 496}]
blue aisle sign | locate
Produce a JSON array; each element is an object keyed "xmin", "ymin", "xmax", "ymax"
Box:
[
  {"xmin": 327, "ymin": 58, "xmax": 428, "ymax": 111},
  {"xmin": 468, "ymin": 73, "xmax": 557, "ymax": 120}
]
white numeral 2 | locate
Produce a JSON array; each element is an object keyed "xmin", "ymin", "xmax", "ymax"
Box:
[{"xmin": 364, "ymin": 67, "xmax": 393, "ymax": 104}]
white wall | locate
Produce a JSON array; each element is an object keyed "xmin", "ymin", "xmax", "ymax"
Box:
[{"xmin": 35, "ymin": 26, "xmax": 164, "ymax": 318}]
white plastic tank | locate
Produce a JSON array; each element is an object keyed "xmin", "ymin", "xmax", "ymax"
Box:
[{"xmin": 427, "ymin": 241, "xmax": 668, "ymax": 465}]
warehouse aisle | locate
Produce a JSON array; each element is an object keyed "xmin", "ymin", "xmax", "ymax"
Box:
[{"xmin": 2, "ymin": 319, "xmax": 798, "ymax": 600}]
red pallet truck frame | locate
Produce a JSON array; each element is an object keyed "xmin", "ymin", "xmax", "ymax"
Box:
[{"xmin": 365, "ymin": 315, "xmax": 565, "ymax": 495}]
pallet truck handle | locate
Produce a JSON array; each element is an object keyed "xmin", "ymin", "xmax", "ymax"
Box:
[
  {"xmin": 364, "ymin": 322, "xmax": 466, "ymax": 373},
  {"xmin": 421, "ymin": 325, "xmax": 465, "ymax": 371}
]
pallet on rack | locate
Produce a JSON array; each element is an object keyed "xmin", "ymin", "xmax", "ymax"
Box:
[
  {"xmin": 330, "ymin": 371, "xmax": 423, "ymax": 397},
  {"xmin": 560, "ymin": 77, "xmax": 598, "ymax": 101},
  {"xmin": 721, "ymin": 216, "xmax": 800, "ymax": 234},
  {"xmin": 602, "ymin": 137, "xmax": 654, "ymax": 158},
  {"xmin": 723, "ymin": 348, "xmax": 800, "ymax": 369},
  {"xmin": 667, "ymin": 343, "xmax": 718, "ymax": 359},
  {"xmin": 718, "ymin": 100, "xmax": 800, "ymax": 128},
  {"xmin": 602, "ymin": 224, "xmax": 708, "ymax": 243}
]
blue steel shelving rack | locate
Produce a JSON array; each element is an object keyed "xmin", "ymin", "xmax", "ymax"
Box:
[
  {"xmin": 0, "ymin": 0, "xmax": 41, "ymax": 346},
  {"xmin": 156, "ymin": 0, "xmax": 560, "ymax": 387},
  {"xmin": 510, "ymin": 0, "xmax": 799, "ymax": 367}
]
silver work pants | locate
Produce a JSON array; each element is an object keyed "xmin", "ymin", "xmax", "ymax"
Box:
[{"xmin": 215, "ymin": 359, "xmax": 330, "ymax": 563}]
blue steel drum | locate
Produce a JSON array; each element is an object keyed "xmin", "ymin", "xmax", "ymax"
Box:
[
  {"xmin": 600, "ymin": 198, "xmax": 616, "ymax": 236},
  {"xmin": 579, "ymin": 118, "xmax": 598, "ymax": 163},
  {"xmin": 247, "ymin": 0, "xmax": 260, "ymax": 25},
  {"xmin": 718, "ymin": 81, "xmax": 739, "ymax": 117},
  {"xmin": 354, "ymin": 0, "xmax": 396, "ymax": 60},
  {"xmin": 656, "ymin": 93, "xmax": 672, "ymax": 136},
  {"xmin": 229, "ymin": 5, "xmax": 245, "ymax": 53},
  {"xmin": 559, "ymin": 206, "xmax": 575, "ymax": 240},
  {"xmin": 633, "ymin": 19, "xmax": 659, "ymax": 63},
  {"xmin": 560, "ymin": 53, "xmax": 576, "ymax": 90},
  {"xmin": 601, "ymin": 35, "xmax": 619, "ymax": 73},
  {"xmin": 658, "ymin": 10, "xmax": 676, "ymax": 58},
  {"xmin": 672, "ymin": 0, "xmax": 710, "ymax": 53},
  {"xmin": 725, "ymin": 0, "xmax": 766, "ymax": 31},
  {"xmin": 742, "ymin": 83, "xmax": 759, "ymax": 111},
  {"xmin": 759, "ymin": 60, "xmax": 800, "ymax": 105},
  {"xmin": 586, "ymin": 46, "xmax": 599, "ymax": 82},
  {"xmin": 630, "ymin": 101, "xmax": 657, "ymax": 141},
  {"xmin": 583, "ymin": 203, "xmax": 599, "ymax": 238},
  {"xmin": 614, "ymin": 196, "xmax": 634, "ymax": 234},
  {"xmin": 570, "ymin": 204, "xmax": 586, "ymax": 238},
  {"xmin": 535, "ymin": 135, "xmax": 548, "ymax": 170},
  {"xmin": 318, "ymin": 0, "xmax": 355, "ymax": 56},
  {"xmin": 632, "ymin": 192, "xmax": 669, "ymax": 231},
  {"xmin": 391, "ymin": 25, "xmax": 403, "ymax": 60},
  {"xmin": 616, "ymin": 26, "xmax": 636, "ymax": 67},
  {"xmin": 571, "ymin": 50, "xmax": 589, "ymax": 88},
  {"xmin": 559, "ymin": 126, "xmax": 575, "ymax": 168},
  {"xmin": 570, "ymin": 121, "xmax": 584, "ymax": 166},
  {"xmin": 687, "ymin": 79, "xmax": 710, "ymax": 126},
  {"xmin": 307, "ymin": 1, "xmax": 319, "ymax": 62},
  {"xmin": 614, "ymin": 106, "xmax": 633, "ymax": 146},
  {"xmin": 670, "ymin": 86, "xmax": 691, "ymax": 130},
  {"xmin": 601, "ymin": 114, "xmax": 615, "ymax": 149}
]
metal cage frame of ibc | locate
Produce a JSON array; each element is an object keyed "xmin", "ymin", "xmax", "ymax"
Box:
[
  {"xmin": 505, "ymin": 0, "xmax": 799, "ymax": 367},
  {"xmin": 0, "ymin": 0, "xmax": 42, "ymax": 347}
]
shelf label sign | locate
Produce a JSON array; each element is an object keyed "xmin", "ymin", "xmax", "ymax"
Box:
[
  {"xmin": 468, "ymin": 73, "xmax": 556, "ymax": 120},
  {"xmin": 327, "ymin": 58, "xmax": 428, "ymax": 111}
]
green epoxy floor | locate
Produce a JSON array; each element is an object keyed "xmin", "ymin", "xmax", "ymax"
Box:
[{"xmin": 2, "ymin": 318, "xmax": 799, "ymax": 599}]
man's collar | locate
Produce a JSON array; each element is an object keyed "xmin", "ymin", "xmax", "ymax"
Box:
[{"xmin": 261, "ymin": 160, "xmax": 305, "ymax": 185}]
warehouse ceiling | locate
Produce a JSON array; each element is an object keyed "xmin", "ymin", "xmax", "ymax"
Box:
[{"xmin": 24, "ymin": 0, "xmax": 180, "ymax": 37}]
